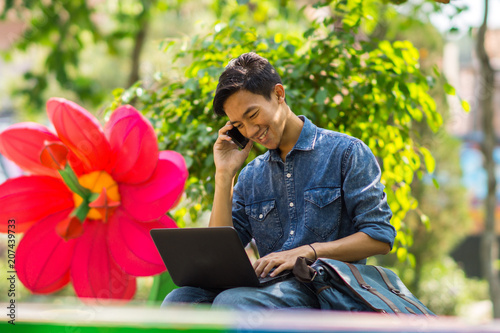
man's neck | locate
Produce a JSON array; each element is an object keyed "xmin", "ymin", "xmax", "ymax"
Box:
[{"xmin": 278, "ymin": 112, "xmax": 304, "ymax": 161}]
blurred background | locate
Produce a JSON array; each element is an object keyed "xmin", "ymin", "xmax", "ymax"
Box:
[{"xmin": 0, "ymin": 0, "xmax": 498, "ymax": 322}]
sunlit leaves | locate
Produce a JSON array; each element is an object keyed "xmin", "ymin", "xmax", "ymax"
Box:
[
  {"xmin": 443, "ymin": 82, "xmax": 456, "ymax": 95},
  {"xmin": 420, "ymin": 147, "xmax": 436, "ymax": 174},
  {"xmin": 108, "ymin": 0, "xmax": 446, "ymax": 261},
  {"xmin": 420, "ymin": 214, "xmax": 431, "ymax": 230},
  {"xmin": 2, "ymin": 0, "xmax": 159, "ymax": 109},
  {"xmin": 461, "ymin": 99, "xmax": 470, "ymax": 112}
]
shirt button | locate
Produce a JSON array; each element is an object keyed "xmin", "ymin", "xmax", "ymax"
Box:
[
  {"xmin": 290, "ymin": 230, "xmax": 295, "ymax": 235},
  {"xmin": 286, "ymin": 173, "xmax": 291, "ymax": 178},
  {"xmin": 289, "ymin": 202, "xmax": 294, "ymax": 207},
  {"xmin": 259, "ymin": 214, "xmax": 263, "ymax": 219}
]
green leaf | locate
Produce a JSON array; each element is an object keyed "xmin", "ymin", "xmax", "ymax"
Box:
[
  {"xmin": 443, "ymin": 83, "xmax": 456, "ymax": 96},
  {"xmin": 285, "ymin": 44, "xmax": 296, "ymax": 55},
  {"xmin": 461, "ymin": 99, "xmax": 470, "ymax": 112},
  {"xmin": 420, "ymin": 147, "xmax": 435, "ymax": 174},
  {"xmin": 397, "ymin": 247, "xmax": 408, "ymax": 262},
  {"xmin": 432, "ymin": 177, "xmax": 440, "ymax": 189},
  {"xmin": 315, "ymin": 88, "xmax": 327, "ymax": 105},
  {"xmin": 304, "ymin": 27, "xmax": 315, "ymax": 38},
  {"xmin": 420, "ymin": 214, "xmax": 430, "ymax": 230},
  {"xmin": 407, "ymin": 253, "xmax": 416, "ymax": 268}
]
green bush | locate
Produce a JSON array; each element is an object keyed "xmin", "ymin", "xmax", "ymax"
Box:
[
  {"xmin": 108, "ymin": 0, "xmax": 456, "ymax": 259},
  {"xmin": 417, "ymin": 257, "xmax": 489, "ymax": 316}
]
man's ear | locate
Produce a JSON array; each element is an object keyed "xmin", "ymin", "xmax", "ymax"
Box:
[{"xmin": 275, "ymin": 84, "xmax": 285, "ymax": 103}]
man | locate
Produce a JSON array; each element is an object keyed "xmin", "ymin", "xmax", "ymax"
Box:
[{"xmin": 162, "ymin": 52, "xmax": 396, "ymax": 309}]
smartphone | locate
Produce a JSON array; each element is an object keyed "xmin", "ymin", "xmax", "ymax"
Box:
[{"xmin": 226, "ymin": 127, "xmax": 249, "ymax": 149}]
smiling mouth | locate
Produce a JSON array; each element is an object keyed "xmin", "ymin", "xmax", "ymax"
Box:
[{"xmin": 257, "ymin": 128, "xmax": 268, "ymax": 141}]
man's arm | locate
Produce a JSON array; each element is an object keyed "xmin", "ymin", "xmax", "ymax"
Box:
[
  {"xmin": 208, "ymin": 173, "xmax": 235, "ymax": 227},
  {"xmin": 209, "ymin": 121, "xmax": 253, "ymax": 227},
  {"xmin": 253, "ymin": 233, "xmax": 390, "ymax": 278},
  {"xmin": 255, "ymin": 140, "xmax": 395, "ymax": 278},
  {"xmin": 313, "ymin": 232, "xmax": 390, "ymax": 260}
]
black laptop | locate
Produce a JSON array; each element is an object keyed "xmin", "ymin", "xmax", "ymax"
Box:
[{"xmin": 150, "ymin": 227, "xmax": 292, "ymax": 289}]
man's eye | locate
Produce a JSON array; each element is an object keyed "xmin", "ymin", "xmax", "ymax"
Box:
[{"xmin": 250, "ymin": 111, "xmax": 259, "ymax": 119}]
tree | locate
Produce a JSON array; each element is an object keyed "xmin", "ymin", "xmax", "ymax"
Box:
[
  {"xmin": 476, "ymin": 0, "xmax": 500, "ymax": 319},
  {"xmin": 366, "ymin": 1, "xmax": 474, "ymax": 308},
  {"xmin": 110, "ymin": 0, "xmax": 459, "ymax": 262},
  {"xmin": 0, "ymin": 0, "xmax": 163, "ymax": 109},
  {"xmin": 0, "ymin": 0, "xmax": 471, "ymax": 308}
]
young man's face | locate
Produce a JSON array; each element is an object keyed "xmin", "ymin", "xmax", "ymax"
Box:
[{"xmin": 223, "ymin": 86, "xmax": 287, "ymax": 150}]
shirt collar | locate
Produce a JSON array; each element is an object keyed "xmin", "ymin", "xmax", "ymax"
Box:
[{"xmin": 268, "ymin": 115, "xmax": 317, "ymax": 162}]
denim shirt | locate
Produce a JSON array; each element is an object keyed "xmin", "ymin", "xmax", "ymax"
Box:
[{"xmin": 232, "ymin": 116, "xmax": 396, "ymax": 263}]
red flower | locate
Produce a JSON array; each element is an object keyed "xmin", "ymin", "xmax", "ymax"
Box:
[{"xmin": 0, "ymin": 98, "xmax": 188, "ymax": 301}]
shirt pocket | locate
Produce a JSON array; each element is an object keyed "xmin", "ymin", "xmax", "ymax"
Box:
[
  {"xmin": 245, "ymin": 199, "xmax": 283, "ymax": 254},
  {"xmin": 304, "ymin": 187, "xmax": 342, "ymax": 240}
]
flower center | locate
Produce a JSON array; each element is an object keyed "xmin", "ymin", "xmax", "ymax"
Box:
[{"xmin": 73, "ymin": 171, "xmax": 121, "ymax": 220}]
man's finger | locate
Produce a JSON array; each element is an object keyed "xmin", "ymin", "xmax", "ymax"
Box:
[
  {"xmin": 218, "ymin": 122, "xmax": 234, "ymax": 136},
  {"xmin": 253, "ymin": 258, "xmax": 267, "ymax": 277},
  {"xmin": 260, "ymin": 260, "xmax": 279, "ymax": 278},
  {"xmin": 269, "ymin": 264, "xmax": 284, "ymax": 277}
]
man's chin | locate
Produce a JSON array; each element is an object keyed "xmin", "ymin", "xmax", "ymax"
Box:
[
  {"xmin": 252, "ymin": 137, "xmax": 279, "ymax": 150},
  {"xmin": 263, "ymin": 142, "xmax": 280, "ymax": 150}
]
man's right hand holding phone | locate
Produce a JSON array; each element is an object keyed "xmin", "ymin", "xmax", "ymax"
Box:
[
  {"xmin": 210, "ymin": 122, "xmax": 253, "ymax": 228},
  {"xmin": 214, "ymin": 121, "xmax": 253, "ymax": 179}
]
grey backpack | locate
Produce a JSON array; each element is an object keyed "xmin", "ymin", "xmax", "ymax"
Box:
[{"xmin": 293, "ymin": 257, "xmax": 435, "ymax": 316}]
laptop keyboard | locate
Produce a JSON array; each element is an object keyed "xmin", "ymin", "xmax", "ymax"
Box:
[{"xmin": 258, "ymin": 270, "xmax": 292, "ymax": 285}]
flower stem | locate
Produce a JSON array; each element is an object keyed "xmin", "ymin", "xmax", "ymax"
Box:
[
  {"xmin": 71, "ymin": 192, "xmax": 99, "ymax": 222},
  {"xmin": 59, "ymin": 164, "xmax": 91, "ymax": 199}
]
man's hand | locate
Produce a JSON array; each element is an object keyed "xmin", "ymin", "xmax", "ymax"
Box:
[
  {"xmin": 253, "ymin": 245, "xmax": 316, "ymax": 278},
  {"xmin": 214, "ymin": 121, "xmax": 253, "ymax": 178}
]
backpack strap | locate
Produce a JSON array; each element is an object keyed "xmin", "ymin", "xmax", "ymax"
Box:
[
  {"xmin": 345, "ymin": 263, "xmax": 403, "ymax": 314},
  {"xmin": 374, "ymin": 266, "xmax": 431, "ymax": 316}
]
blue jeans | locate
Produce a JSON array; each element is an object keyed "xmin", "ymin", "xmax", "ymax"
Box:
[{"xmin": 161, "ymin": 278, "xmax": 320, "ymax": 310}]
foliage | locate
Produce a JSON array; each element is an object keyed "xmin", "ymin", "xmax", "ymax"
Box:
[
  {"xmin": 0, "ymin": 0, "xmax": 172, "ymax": 109},
  {"xmin": 416, "ymin": 257, "xmax": 489, "ymax": 316},
  {"xmin": 109, "ymin": 0, "xmax": 460, "ymax": 259},
  {"xmin": 2, "ymin": 0, "xmax": 102, "ymax": 108},
  {"xmin": 378, "ymin": 131, "xmax": 473, "ymax": 292},
  {"xmin": 370, "ymin": 4, "xmax": 473, "ymax": 302},
  {"xmin": 376, "ymin": 257, "xmax": 490, "ymax": 316}
]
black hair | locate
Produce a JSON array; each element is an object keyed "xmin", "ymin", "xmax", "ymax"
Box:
[{"xmin": 213, "ymin": 52, "xmax": 282, "ymax": 116}]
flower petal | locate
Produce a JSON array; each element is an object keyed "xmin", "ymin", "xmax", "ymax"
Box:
[
  {"xmin": 108, "ymin": 210, "xmax": 177, "ymax": 276},
  {"xmin": 71, "ymin": 220, "xmax": 136, "ymax": 300},
  {"xmin": 105, "ymin": 105, "xmax": 159, "ymax": 184},
  {"xmin": 0, "ymin": 122, "xmax": 61, "ymax": 177},
  {"xmin": 120, "ymin": 151, "xmax": 188, "ymax": 221},
  {"xmin": 16, "ymin": 208, "xmax": 75, "ymax": 294},
  {"xmin": 46, "ymin": 98, "xmax": 111, "ymax": 173},
  {"xmin": 159, "ymin": 214, "xmax": 179, "ymax": 228},
  {"xmin": 0, "ymin": 176, "xmax": 74, "ymax": 233}
]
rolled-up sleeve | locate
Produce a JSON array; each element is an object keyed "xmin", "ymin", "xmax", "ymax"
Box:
[{"xmin": 342, "ymin": 140, "xmax": 396, "ymax": 249}]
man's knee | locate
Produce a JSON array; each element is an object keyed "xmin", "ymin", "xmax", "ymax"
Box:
[
  {"xmin": 213, "ymin": 281, "xmax": 320, "ymax": 310},
  {"xmin": 161, "ymin": 287, "xmax": 217, "ymax": 307},
  {"xmin": 161, "ymin": 288, "xmax": 189, "ymax": 307},
  {"xmin": 212, "ymin": 288, "xmax": 269, "ymax": 309}
]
